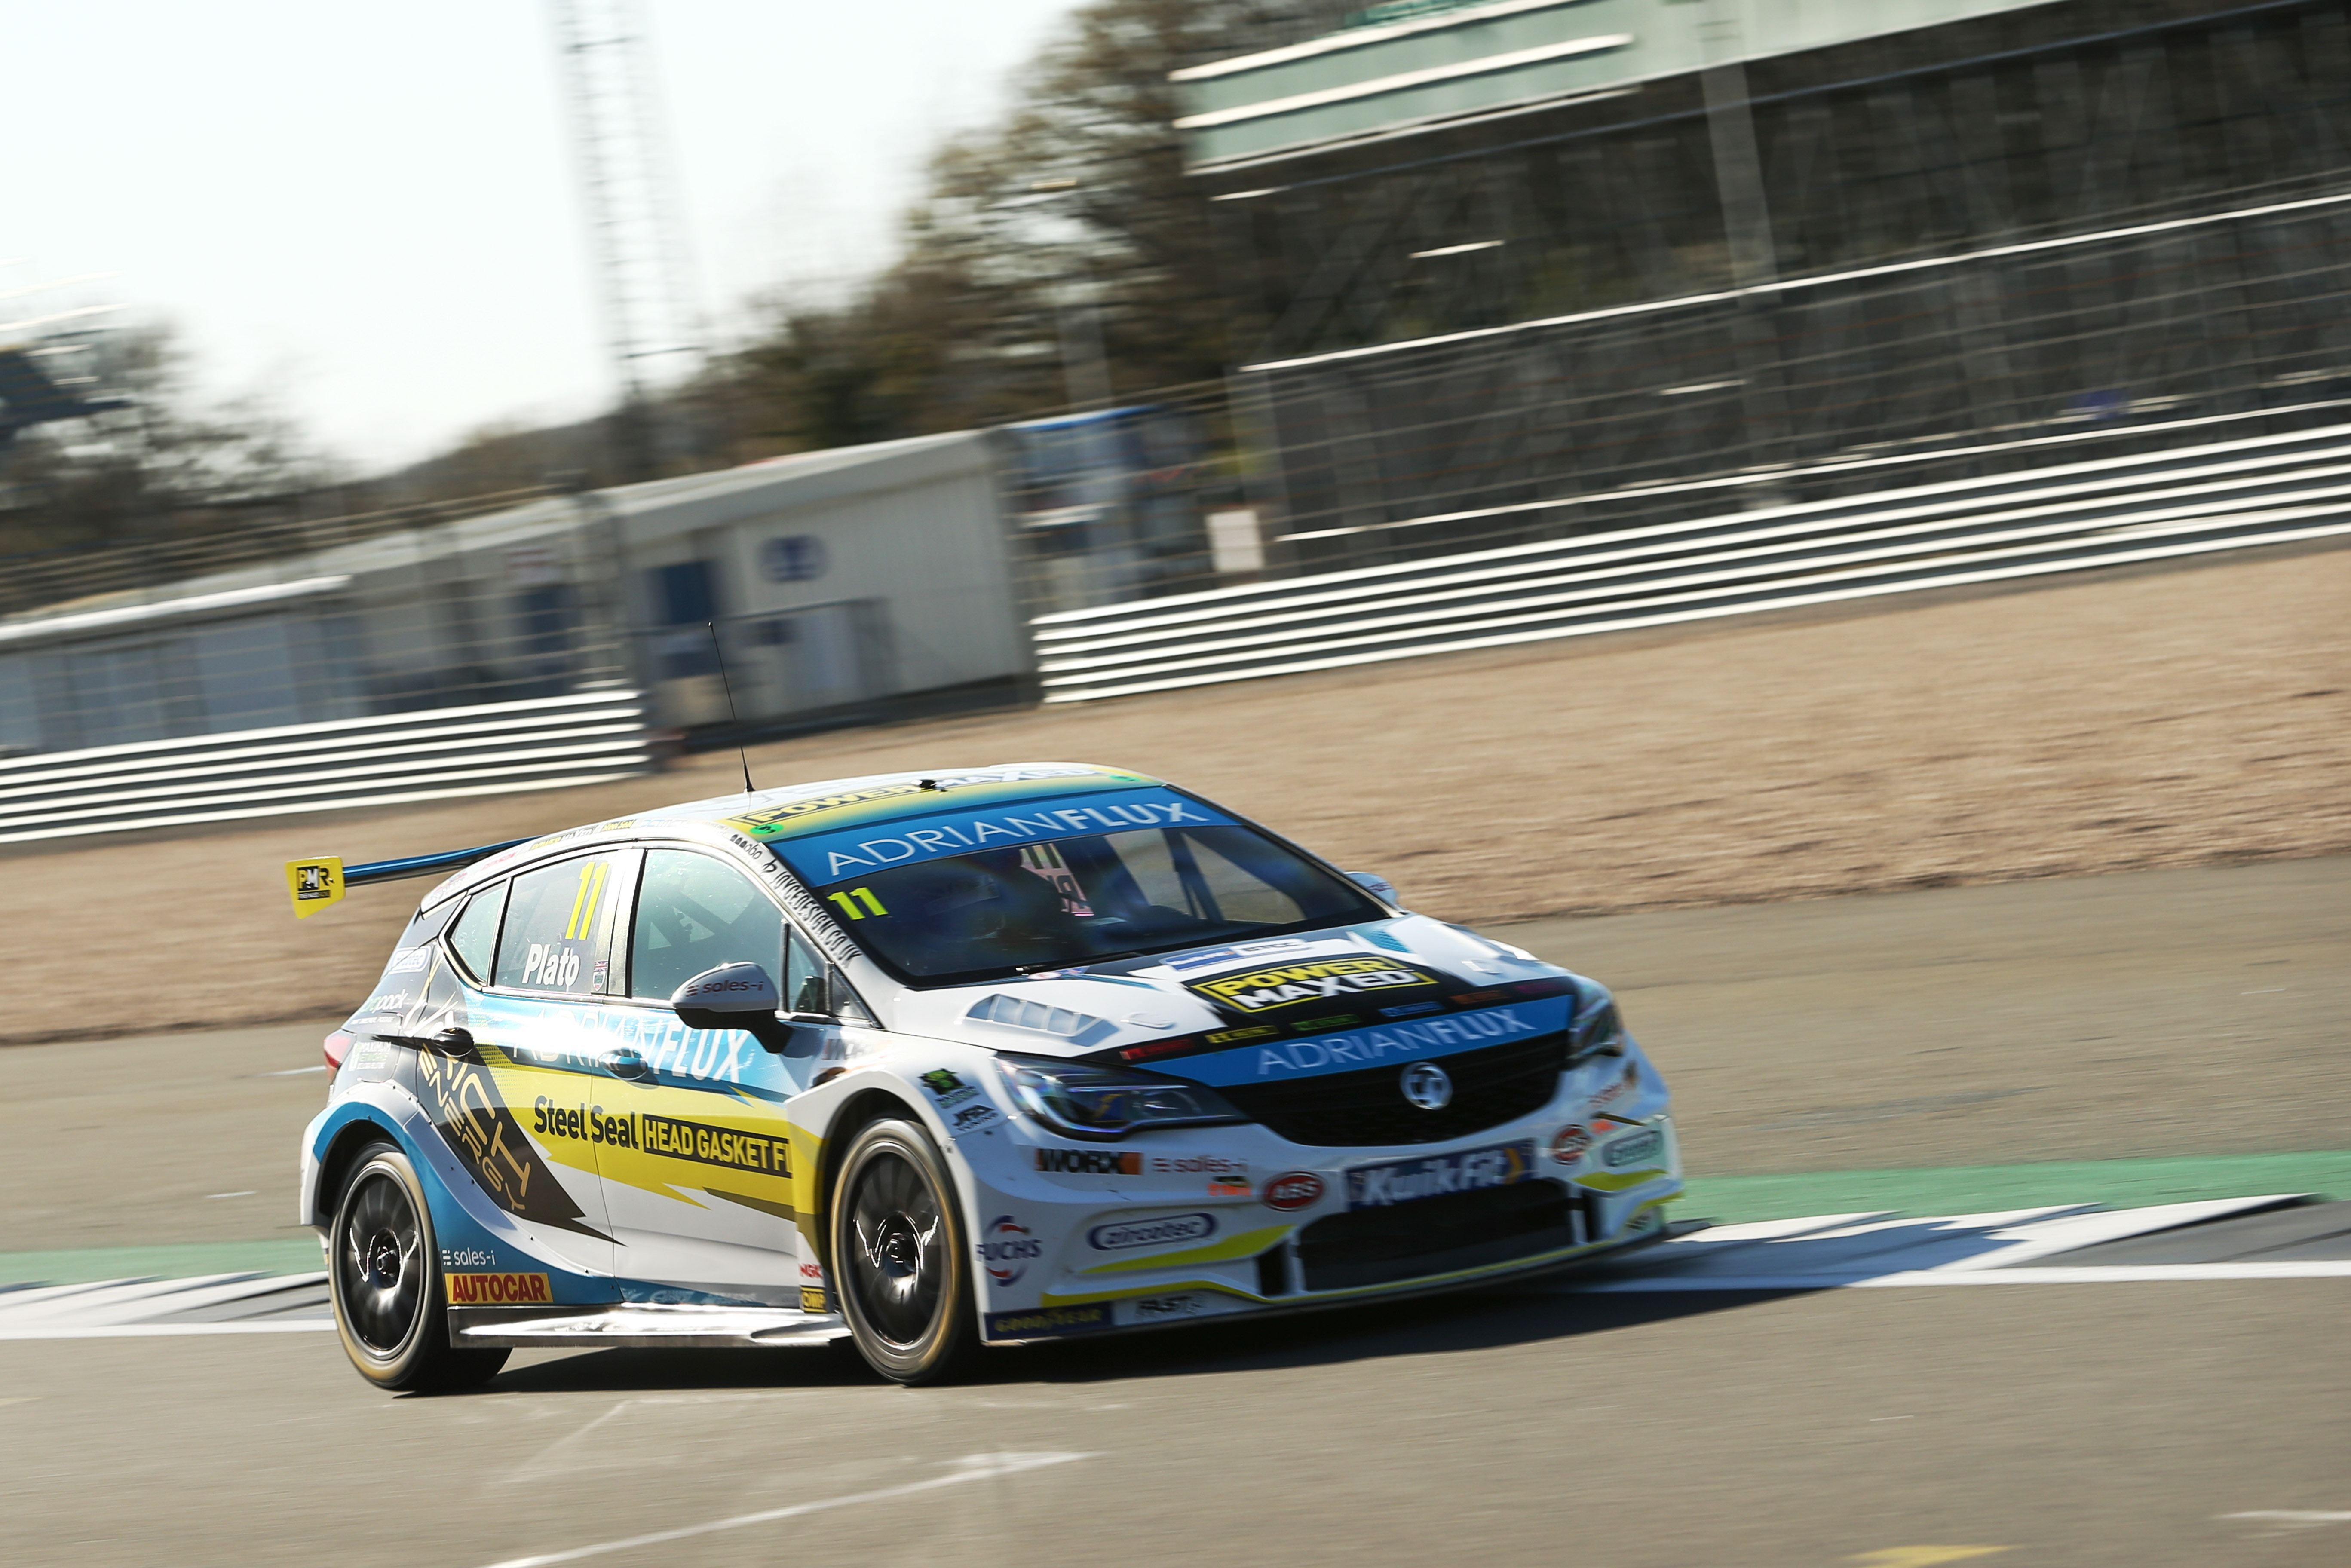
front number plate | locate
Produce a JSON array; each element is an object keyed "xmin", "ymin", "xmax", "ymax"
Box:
[{"xmin": 1345, "ymin": 1141, "xmax": 1536, "ymax": 1210}]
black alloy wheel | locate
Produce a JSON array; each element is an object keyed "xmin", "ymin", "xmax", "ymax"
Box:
[
  {"xmin": 831, "ymin": 1118, "xmax": 977, "ymax": 1384},
  {"xmin": 327, "ymin": 1142, "xmax": 508, "ymax": 1392}
]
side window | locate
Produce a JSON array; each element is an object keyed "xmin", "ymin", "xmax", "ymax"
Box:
[
  {"xmin": 785, "ymin": 927, "xmax": 876, "ymax": 1022},
  {"xmin": 630, "ymin": 850, "xmax": 784, "ymax": 1003},
  {"xmin": 784, "ymin": 927, "xmax": 829, "ymax": 1015},
  {"xmin": 494, "ymin": 854, "xmax": 624, "ymax": 995},
  {"xmin": 446, "ymin": 883, "xmax": 506, "ymax": 984},
  {"xmin": 395, "ymin": 898, "xmax": 460, "ymax": 951}
]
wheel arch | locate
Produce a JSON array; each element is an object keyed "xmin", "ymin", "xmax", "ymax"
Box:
[
  {"xmin": 810, "ymin": 1086, "xmax": 923, "ymax": 1273},
  {"xmin": 312, "ymin": 1115, "xmax": 403, "ymax": 1230}
]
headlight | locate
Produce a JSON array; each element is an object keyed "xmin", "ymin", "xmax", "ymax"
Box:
[
  {"xmin": 1569, "ymin": 995, "xmax": 1628, "ymax": 1064},
  {"xmin": 992, "ymin": 1054, "xmax": 1248, "ymax": 1141}
]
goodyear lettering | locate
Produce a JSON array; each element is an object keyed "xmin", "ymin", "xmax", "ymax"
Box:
[
  {"xmin": 1254, "ymin": 1006, "xmax": 1534, "ymax": 1076},
  {"xmin": 1198, "ymin": 958, "xmax": 1438, "ymax": 1014},
  {"xmin": 445, "ymin": 1272, "xmax": 553, "ymax": 1305},
  {"xmin": 984, "ymin": 1303, "xmax": 1114, "ymax": 1338}
]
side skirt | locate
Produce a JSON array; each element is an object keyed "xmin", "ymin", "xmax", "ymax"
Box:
[{"xmin": 448, "ymin": 1303, "xmax": 847, "ymax": 1350}]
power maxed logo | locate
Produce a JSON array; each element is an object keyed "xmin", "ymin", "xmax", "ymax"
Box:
[
  {"xmin": 978, "ymin": 1216, "xmax": 1043, "ymax": 1285},
  {"xmin": 1191, "ymin": 957, "xmax": 1444, "ymax": 1015}
]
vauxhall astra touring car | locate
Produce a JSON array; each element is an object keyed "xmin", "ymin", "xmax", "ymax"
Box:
[{"xmin": 294, "ymin": 763, "xmax": 1681, "ymax": 1387}]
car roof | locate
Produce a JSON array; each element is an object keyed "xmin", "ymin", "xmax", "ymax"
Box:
[
  {"xmin": 419, "ymin": 763, "xmax": 1171, "ymax": 908},
  {"xmin": 643, "ymin": 762, "xmax": 1166, "ymax": 843}
]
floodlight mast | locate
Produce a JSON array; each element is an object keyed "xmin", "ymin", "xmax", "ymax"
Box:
[{"xmin": 547, "ymin": 0, "xmax": 705, "ymax": 477}]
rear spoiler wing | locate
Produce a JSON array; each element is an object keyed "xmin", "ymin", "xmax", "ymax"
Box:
[{"xmin": 285, "ymin": 837, "xmax": 533, "ymax": 919}]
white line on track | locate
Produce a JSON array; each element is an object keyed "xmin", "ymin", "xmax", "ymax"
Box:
[
  {"xmin": 0, "ymin": 1319, "xmax": 334, "ymax": 1340},
  {"xmin": 1566, "ymin": 1260, "xmax": 2351, "ymax": 1292},
  {"xmin": 474, "ymin": 1451, "xmax": 1094, "ymax": 1568}
]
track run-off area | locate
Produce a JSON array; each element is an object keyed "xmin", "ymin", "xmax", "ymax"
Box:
[{"xmin": 2, "ymin": 852, "xmax": 2345, "ymax": 1566}]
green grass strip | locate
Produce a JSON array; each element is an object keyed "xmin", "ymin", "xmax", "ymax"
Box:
[
  {"xmin": 1680, "ymin": 1150, "xmax": 2351, "ymax": 1225},
  {"xmin": 7, "ymin": 1151, "xmax": 2348, "ymax": 1283},
  {"xmin": 0, "ymin": 1238, "xmax": 325, "ymax": 1287}
]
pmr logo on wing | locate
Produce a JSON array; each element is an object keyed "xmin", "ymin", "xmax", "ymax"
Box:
[
  {"xmin": 1190, "ymin": 956, "xmax": 1448, "ymax": 1017},
  {"xmin": 444, "ymin": 1272, "xmax": 553, "ymax": 1305}
]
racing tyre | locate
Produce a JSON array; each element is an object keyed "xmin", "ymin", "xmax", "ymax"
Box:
[
  {"xmin": 831, "ymin": 1118, "xmax": 978, "ymax": 1385},
  {"xmin": 328, "ymin": 1142, "xmax": 510, "ymax": 1392}
]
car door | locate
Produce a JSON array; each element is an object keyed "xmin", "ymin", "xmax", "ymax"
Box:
[
  {"xmin": 398, "ymin": 857, "xmax": 624, "ymax": 1284},
  {"xmin": 589, "ymin": 845, "xmax": 834, "ymax": 1303}
]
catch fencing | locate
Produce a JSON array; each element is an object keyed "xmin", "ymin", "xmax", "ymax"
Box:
[
  {"xmin": 0, "ymin": 689, "xmax": 651, "ymax": 845},
  {"xmin": 1031, "ymin": 417, "xmax": 2351, "ymax": 701}
]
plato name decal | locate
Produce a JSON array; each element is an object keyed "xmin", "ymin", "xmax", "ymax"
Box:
[{"xmin": 445, "ymin": 1272, "xmax": 553, "ymax": 1305}]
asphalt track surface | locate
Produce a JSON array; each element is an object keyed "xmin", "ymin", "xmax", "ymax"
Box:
[{"xmin": 3, "ymin": 858, "xmax": 2346, "ymax": 1566}]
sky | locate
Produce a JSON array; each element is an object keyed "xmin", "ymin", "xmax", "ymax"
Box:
[{"xmin": 5, "ymin": 1, "xmax": 1090, "ymax": 472}]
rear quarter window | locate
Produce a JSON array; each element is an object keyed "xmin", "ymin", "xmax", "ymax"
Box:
[{"xmin": 496, "ymin": 854, "xmax": 625, "ymax": 995}]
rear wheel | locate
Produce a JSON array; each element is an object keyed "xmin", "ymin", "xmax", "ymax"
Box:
[
  {"xmin": 327, "ymin": 1142, "xmax": 509, "ymax": 1392},
  {"xmin": 831, "ymin": 1118, "xmax": 978, "ymax": 1385}
]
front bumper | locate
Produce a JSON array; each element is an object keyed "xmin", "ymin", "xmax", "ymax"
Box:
[{"xmin": 961, "ymin": 1105, "xmax": 1680, "ymax": 1344}]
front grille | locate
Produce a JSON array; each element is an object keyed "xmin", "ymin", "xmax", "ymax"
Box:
[
  {"xmin": 1211, "ymin": 1031, "xmax": 1568, "ymax": 1146},
  {"xmin": 1296, "ymin": 1180, "xmax": 1576, "ymax": 1292}
]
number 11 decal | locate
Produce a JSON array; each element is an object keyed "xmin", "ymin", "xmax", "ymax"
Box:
[{"xmin": 826, "ymin": 886, "xmax": 889, "ymax": 919}]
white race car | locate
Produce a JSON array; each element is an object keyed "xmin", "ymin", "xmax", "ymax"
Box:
[{"xmin": 295, "ymin": 763, "xmax": 1680, "ymax": 1387}]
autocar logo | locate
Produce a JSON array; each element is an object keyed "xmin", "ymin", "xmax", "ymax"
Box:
[
  {"xmin": 1602, "ymin": 1127, "xmax": 1664, "ymax": 1168},
  {"xmin": 977, "ymin": 1215, "xmax": 1043, "ymax": 1285},
  {"xmin": 1263, "ymin": 1170, "xmax": 1326, "ymax": 1211},
  {"xmin": 1400, "ymin": 1061, "xmax": 1454, "ymax": 1111}
]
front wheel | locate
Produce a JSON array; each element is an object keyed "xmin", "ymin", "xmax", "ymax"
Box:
[
  {"xmin": 830, "ymin": 1118, "xmax": 978, "ymax": 1384},
  {"xmin": 327, "ymin": 1142, "xmax": 509, "ymax": 1392}
]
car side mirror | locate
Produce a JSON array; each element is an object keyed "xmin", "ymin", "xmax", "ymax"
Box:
[
  {"xmin": 671, "ymin": 963, "xmax": 800, "ymax": 1054},
  {"xmin": 1344, "ymin": 870, "xmax": 1400, "ymax": 906}
]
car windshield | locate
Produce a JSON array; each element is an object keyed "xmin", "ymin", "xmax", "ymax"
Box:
[{"xmin": 809, "ymin": 822, "xmax": 1383, "ymax": 985}]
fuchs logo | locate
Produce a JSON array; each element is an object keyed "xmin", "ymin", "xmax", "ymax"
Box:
[
  {"xmin": 978, "ymin": 1215, "xmax": 1043, "ymax": 1284},
  {"xmin": 1088, "ymin": 1213, "xmax": 1215, "ymax": 1252},
  {"xmin": 1550, "ymin": 1124, "xmax": 1594, "ymax": 1164},
  {"xmin": 1035, "ymin": 1147, "xmax": 1142, "ymax": 1176},
  {"xmin": 1263, "ymin": 1170, "xmax": 1325, "ymax": 1211},
  {"xmin": 1603, "ymin": 1127, "xmax": 1664, "ymax": 1168}
]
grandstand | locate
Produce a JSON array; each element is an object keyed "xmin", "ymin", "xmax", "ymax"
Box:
[{"xmin": 1179, "ymin": 0, "xmax": 2351, "ymax": 574}]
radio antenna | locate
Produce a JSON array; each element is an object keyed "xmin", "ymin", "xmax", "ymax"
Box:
[{"xmin": 707, "ymin": 620, "xmax": 754, "ymax": 795}]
